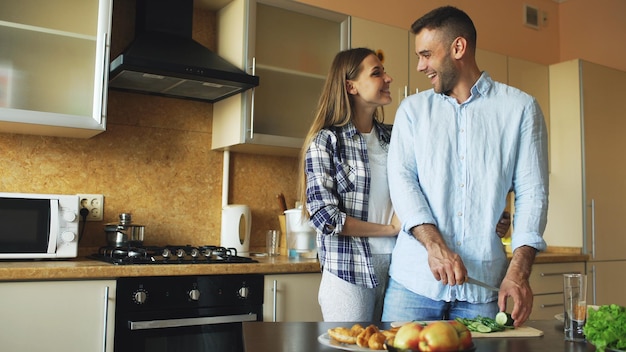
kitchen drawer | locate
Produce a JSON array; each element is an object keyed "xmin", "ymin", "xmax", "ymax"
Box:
[
  {"xmin": 531, "ymin": 293, "xmax": 564, "ymax": 320},
  {"xmin": 530, "ymin": 262, "xmax": 585, "ymax": 294}
]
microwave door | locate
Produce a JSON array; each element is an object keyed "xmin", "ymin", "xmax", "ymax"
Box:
[{"xmin": 46, "ymin": 200, "xmax": 60, "ymax": 254}]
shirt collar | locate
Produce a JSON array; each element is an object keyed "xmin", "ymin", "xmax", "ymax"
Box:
[
  {"xmin": 472, "ymin": 71, "xmax": 494, "ymax": 97},
  {"xmin": 437, "ymin": 71, "xmax": 495, "ymax": 104}
]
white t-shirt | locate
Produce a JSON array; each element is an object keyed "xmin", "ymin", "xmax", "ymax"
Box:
[{"xmin": 362, "ymin": 131, "xmax": 396, "ymax": 254}]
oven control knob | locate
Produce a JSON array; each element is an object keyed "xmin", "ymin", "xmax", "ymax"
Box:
[
  {"xmin": 188, "ymin": 289, "xmax": 201, "ymax": 301},
  {"xmin": 133, "ymin": 289, "xmax": 147, "ymax": 304},
  {"xmin": 238, "ymin": 286, "xmax": 249, "ymax": 299}
]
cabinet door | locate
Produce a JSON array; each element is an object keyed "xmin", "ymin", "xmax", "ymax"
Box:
[
  {"xmin": 213, "ymin": 0, "xmax": 349, "ymax": 156},
  {"xmin": 0, "ymin": 0, "xmax": 111, "ymax": 138},
  {"xmin": 508, "ymin": 57, "xmax": 550, "ymax": 145},
  {"xmin": 351, "ymin": 17, "xmax": 408, "ymax": 124},
  {"xmin": 589, "ymin": 261, "xmax": 626, "ymax": 306},
  {"xmin": 527, "ymin": 262, "xmax": 585, "ymax": 320},
  {"xmin": 582, "ymin": 61, "xmax": 626, "ymax": 262},
  {"xmin": 530, "ymin": 262, "xmax": 585, "ymax": 295},
  {"xmin": 263, "ymin": 273, "xmax": 323, "ymax": 322},
  {"xmin": 0, "ymin": 280, "xmax": 116, "ymax": 352}
]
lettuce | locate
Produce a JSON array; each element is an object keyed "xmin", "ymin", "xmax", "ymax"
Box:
[{"xmin": 584, "ymin": 304, "xmax": 626, "ymax": 352}]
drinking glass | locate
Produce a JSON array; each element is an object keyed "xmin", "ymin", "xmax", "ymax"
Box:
[
  {"xmin": 266, "ymin": 230, "xmax": 280, "ymax": 256},
  {"xmin": 563, "ymin": 273, "xmax": 587, "ymax": 342}
]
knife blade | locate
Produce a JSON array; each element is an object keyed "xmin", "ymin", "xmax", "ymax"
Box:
[{"xmin": 466, "ymin": 277, "xmax": 500, "ymax": 292}]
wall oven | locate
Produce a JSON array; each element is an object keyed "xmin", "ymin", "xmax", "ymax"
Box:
[{"xmin": 114, "ymin": 274, "xmax": 263, "ymax": 352}]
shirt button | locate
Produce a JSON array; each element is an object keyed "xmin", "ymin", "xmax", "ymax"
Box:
[
  {"xmin": 456, "ymin": 241, "xmax": 462, "ymax": 246},
  {"xmin": 460, "ymin": 183, "xmax": 465, "ymax": 188},
  {"xmin": 460, "ymin": 155, "xmax": 465, "ymax": 160},
  {"xmin": 460, "ymin": 128, "xmax": 465, "ymax": 133},
  {"xmin": 457, "ymin": 212, "xmax": 463, "ymax": 217}
]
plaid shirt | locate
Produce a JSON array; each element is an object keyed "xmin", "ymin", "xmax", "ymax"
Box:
[{"xmin": 305, "ymin": 120, "xmax": 391, "ymax": 288}]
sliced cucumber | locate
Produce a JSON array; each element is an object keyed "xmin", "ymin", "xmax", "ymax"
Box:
[
  {"xmin": 495, "ymin": 311, "xmax": 514, "ymax": 326},
  {"xmin": 475, "ymin": 323, "xmax": 492, "ymax": 333}
]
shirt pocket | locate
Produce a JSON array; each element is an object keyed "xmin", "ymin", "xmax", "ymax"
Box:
[{"xmin": 335, "ymin": 161, "xmax": 356, "ymax": 194}]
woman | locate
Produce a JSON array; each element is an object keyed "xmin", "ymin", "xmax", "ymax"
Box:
[{"xmin": 299, "ymin": 48, "xmax": 399, "ymax": 322}]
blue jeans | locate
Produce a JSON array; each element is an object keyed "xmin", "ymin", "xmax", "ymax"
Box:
[{"xmin": 382, "ymin": 278, "xmax": 498, "ymax": 322}]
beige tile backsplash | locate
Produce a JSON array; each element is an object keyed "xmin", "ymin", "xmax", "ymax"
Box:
[{"xmin": 0, "ymin": 90, "xmax": 300, "ymax": 251}]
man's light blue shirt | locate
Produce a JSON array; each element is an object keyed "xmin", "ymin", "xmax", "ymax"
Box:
[{"xmin": 387, "ymin": 72, "xmax": 549, "ymax": 303}]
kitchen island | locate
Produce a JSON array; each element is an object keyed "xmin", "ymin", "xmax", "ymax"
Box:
[{"xmin": 242, "ymin": 320, "xmax": 597, "ymax": 352}]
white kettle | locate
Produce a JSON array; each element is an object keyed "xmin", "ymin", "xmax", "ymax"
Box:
[{"xmin": 220, "ymin": 204, "xmax": 251, "ymax": 256}]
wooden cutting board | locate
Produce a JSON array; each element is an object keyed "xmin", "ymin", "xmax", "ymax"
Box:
[{"xmin": 471, "ymin": 326, "xmax": 544, "ymax": 338}]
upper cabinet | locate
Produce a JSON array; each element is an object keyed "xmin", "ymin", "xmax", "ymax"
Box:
[
  {"xmin": 0, "ymin": 0, "xmax": 112, "ymax": 138},
  {"xmin": 212, "ymin": 0, "xmax": 349, "ymax": 156},
  {"xmin": 350, "ymin": 17, "xmax": 408, "ymax": 125}
]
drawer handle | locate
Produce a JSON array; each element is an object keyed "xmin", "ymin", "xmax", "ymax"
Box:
[
  {"xmin": 541, "ymin": 303, "xmax": 564, "ymax": 308},
  {"xmin": 540, "ymin": 271, "xmax": 581, "ymax": 277}
]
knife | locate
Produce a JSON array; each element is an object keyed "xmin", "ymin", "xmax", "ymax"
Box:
[{"xmin": 466, "ymin": 277, "xmax": 500, "ymax": 292}]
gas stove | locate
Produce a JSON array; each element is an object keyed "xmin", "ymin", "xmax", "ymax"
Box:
[{"xmin": 88, "ymin": 244, "xmax": 258, "ymax": 265}]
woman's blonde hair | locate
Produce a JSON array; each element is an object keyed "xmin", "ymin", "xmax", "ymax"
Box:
[{"xmin": 297, "ymin": 48, "xmax": 384, "ymax": 218}]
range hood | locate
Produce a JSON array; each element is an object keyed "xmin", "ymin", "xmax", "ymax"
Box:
[{"xmin": 109, "ymin": 0, "xmax": 259, "ymax": 103}]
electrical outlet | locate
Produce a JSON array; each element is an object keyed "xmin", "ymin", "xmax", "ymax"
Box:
[{"xmin": 78, "ymin": 194, "xmax": 104, "ymax": 221}]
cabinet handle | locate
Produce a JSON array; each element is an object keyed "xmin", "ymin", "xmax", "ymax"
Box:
[
  {"xmin": 540, "ymin": 271, "xmax": 581, "ymax": 277},
  {"xmin": 540, "ymin": 303, "xmax": 563, "ymax": 308},
  {"xmin": 100, "ymin": 32, "xmax": 110, "ymax": 123},
  {"xmin": 272, "ymin": 279, "xmax": 278, "ymax": 322},
  {"xmin": 249, "ymin": 57, "xmax": 256, "ymax": 140},
  {"xmin": 590, "ymin": 199, "xmax": 596, "ymax": 259},
  {"xmin": 591, "ymin": 265, "xmax": 597, "ymax": 305},
  {"xmin": 102, "ymin": 286, "xmax": 110, "ymax": 352}
]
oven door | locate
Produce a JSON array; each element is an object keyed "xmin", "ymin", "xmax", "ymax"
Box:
[{"xmin": 114, "ymin": 306, "xmax": 261, "ymax": 352}]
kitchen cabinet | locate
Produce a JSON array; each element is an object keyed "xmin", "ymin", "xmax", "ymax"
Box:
[
  {"xmin": 588, "ymin": 261, "xmax": 626, "ymax": 306},
  {"xmin": 263, "ymin": 272, "xmax": 323, "ymax": 321},
  {"xmin": 0, "ymin": 0, "xmax": 112, "ymax": 138},
  {"xmin": 212, "ymin": 0, "xmax": 349, "ymax": 156},
  {"xmin": 350, "ymin": 17, "xmax": 409, "ymax": 124},
  {"xmin": 549, "ymin": 59, "xmax": 626, "ymax": 306},
  {"xmin": 0, "ymin": 279, "xmax": 116, "ymax": 352},
  {"xmin": 526, "ymin": 262, "xmax": 585, "ymax": 320}
]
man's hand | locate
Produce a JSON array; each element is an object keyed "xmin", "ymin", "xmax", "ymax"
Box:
[
  {"xmin": 498, "ymin": 245, "xmax": 537, "ymax": 327},
  {"xmin": 411, "ymin": 224, "xmax": 467, "ymax": 286},
  {"xmin": 498, "ymin": 275, "xmax": 533, "ymax": 327}
]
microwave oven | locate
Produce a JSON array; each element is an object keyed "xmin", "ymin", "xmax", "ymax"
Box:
[{"xmin": 0, "ymin": 192, "xmax": 80, "ymax": 259}]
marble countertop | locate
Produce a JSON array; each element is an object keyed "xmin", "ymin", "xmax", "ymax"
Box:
[{"xmin": 0, "ymin": 249, "xmax": 587, "ymax": 282}]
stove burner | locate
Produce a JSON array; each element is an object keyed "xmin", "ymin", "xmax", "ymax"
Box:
[{"xmin": 88, "ymin": 245, "xmax": 258, "ymax": 265}]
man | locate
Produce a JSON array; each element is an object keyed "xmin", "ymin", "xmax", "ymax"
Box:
[{"xmin": 382, "ymin": 6, "xmax": 548, "ymax": 327}]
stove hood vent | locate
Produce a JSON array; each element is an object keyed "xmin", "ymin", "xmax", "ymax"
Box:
[{"xmin": 109, "ymin": 0, "xmax": 259, "ymax": 103}]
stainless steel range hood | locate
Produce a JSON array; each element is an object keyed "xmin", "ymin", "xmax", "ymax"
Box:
[{"xmin": 109, "ymin": 0, "xmax": 259, "ymax": 103}]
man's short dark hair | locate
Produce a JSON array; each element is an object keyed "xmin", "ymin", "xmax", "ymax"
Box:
[{"xmin": 410, "ymin": 6, "xmax": 477, "ymax": 50}]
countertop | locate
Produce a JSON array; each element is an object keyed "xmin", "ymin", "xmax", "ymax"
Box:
[
  {"xmin": 0, "ymin": 249, "xmax": 587, "ymax": 282},
  {"xmin": 242, "ymin": 320, "xmax": 597, "ymax": 352},
  {"xmin": 0, "ymin": 255, "xmax": 321, "ymax": 281}
]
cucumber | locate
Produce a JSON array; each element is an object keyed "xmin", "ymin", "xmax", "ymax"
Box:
[
  {"xmin": 475, "ymin": 323, "xmax": 492, "ymax": 333},
  {"xmin": 495, "ymin": 311, "xmax": 514, "ymax": 326}
]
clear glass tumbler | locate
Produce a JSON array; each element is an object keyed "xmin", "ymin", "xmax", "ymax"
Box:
[
  {"xmin": 266, "ymin": 230, "xmax": 280, "ymax": 256},
  {"xmin": 563, "ymin": 273, "xmax": 587, "ymax": 342}
]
